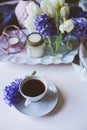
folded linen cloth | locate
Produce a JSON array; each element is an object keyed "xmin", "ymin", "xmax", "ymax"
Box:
[
  {"xmin": 72, "ymin": 39, "xmax": 87, "ymax": 81},
  {"xmin": 72, "ymin": 62, "xmax": 87, "ymax": 81},
  {"xmin": 79, "ymin": 40, "xmax": 87, "ymax": 69}
]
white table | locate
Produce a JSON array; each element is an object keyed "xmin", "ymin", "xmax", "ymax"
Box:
[{"xmin": 0, "ymin": 62, "xmax": 87, "ymax": 130}]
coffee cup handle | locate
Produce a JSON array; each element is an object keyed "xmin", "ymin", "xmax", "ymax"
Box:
[{"xmin": 24, "ymin": 99, "xmax": 31, "ymax": 107}]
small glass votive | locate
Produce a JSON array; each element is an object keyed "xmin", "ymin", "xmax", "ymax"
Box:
[{"xmin": 26, "ymin": 32, "xmax": 46, "ymax": 58}]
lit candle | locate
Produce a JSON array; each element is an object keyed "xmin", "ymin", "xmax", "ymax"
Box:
[{"xmin": 9, "ymin": 37, "xmax": 19, "ymax": 46}]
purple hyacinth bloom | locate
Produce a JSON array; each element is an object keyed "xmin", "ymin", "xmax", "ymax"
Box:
[
  {"xmin": 77, "ymin": 11, "xmax": 87, "ymax": 19},
  {"xmin": 69, "ymin": 18, "xmax": 87, "ymax": 38},
  {"xmin": 34, "ymin": 14, "xmax": 57, "ymax": 37},
  {"xmin": 3, "ymin": 78, "xmax": 23, "ymax": 106}
]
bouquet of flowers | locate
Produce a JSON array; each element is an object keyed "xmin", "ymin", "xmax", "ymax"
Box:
[{"xmin": 23, "ymin": 0, "xmax": 87, "ymax": 54}]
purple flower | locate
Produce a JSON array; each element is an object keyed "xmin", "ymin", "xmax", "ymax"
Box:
[
  {"xmin": 69, "ymin": 18, "xmax": 87, "ymax": 38},
  {"xmin": 3, "ymin": 78, "xmax": 22, "ymax": 106},
  {"xmin": 77, "ymin": 11, "xmax": 87, "ymax": 19},
  {"xmin": 34, "ymin": 14, "xmax": 57, "ymax": 37}
]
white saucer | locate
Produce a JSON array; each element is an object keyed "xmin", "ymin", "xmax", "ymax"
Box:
[{"xmin": 14, "ymin": 80, "xmax": 58, "ymax": 117}]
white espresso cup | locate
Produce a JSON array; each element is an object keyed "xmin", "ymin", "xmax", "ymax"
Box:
[{"xmin": 19, "ymin": 76, "xmax": 47, "ymax": 107}]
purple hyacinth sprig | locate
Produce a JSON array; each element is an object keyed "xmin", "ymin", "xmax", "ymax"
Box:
[
  {"xmin": 69, "ymin": 18, "xmax": 87, "ymax": 38},
  {"xmin": 77, "ymin": 11, "xmax": 87, "ymax": 19},
  {"xmin": 3, "ymin": 78, "xmax": 23, "ymax": 107},
  {"xmin": 34, "ymin": 14, "xmax": 57, "ymax": 37}
]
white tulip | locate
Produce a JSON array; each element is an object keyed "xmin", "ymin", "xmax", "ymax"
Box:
[
  {"xmin": 49, "ymin": 0, "xmax": 65, "ymax": 9},
  {"xmin": 41, "ymin": 0, "xmax": 56, "ymax": 17},
  {"xmin": 59, "ymin": 19, "xmax": 74, "ymax": 33},
  {"xmin": 48, "ymin": 0, "xmax": 59, "ymax": 9},
  {"xmin": 40, "ymin": 1, "xmax": 48, "ymax": 14},
  {"xmin": 60, "ymin": 5, "xmax": 70, "ymax": 18},
  {"xmin": 23, "ymin": 16, "xmax": 36, "ymax": 32},
  {"xmin": 59, "ymin": 0, "xmax": 65, "ymax": 6},
  {"xmin": 26, "ymin": 2, "xmax": 41, "ymax": 18}
]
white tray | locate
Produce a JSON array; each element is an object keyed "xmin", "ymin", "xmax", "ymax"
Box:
[{"xmin": 0, "ymin": 29, "xmax": 79, "ymax": 65}]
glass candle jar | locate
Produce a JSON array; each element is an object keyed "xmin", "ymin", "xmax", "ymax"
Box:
[{"xmin": 26, "ymin": 32, "xmax": 46, "ymax": 58}]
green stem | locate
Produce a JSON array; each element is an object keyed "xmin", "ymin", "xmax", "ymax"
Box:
[
  {"xmin": 47, "ymin": 36, "xmax": 54, "ymax": 52},
  {"xmin": 31, "ymin": 71, "xmax": 37, "ymax": 76},
  {"xmin": 55, "ymin": 9, "xmax": 60, "ymax": 35}
]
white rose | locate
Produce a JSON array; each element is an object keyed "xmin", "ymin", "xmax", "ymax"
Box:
[{"xmin": 59, "ymin": 19, "xmax": 74, "ymax": 33}]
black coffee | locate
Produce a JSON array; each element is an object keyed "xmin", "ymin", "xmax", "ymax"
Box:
[{"xmin": 21, "ymin": 79, "xmax": 45, "ymax": 97}]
